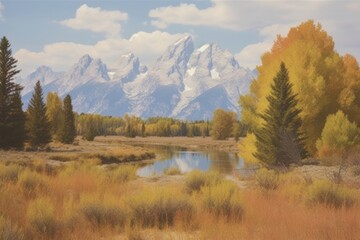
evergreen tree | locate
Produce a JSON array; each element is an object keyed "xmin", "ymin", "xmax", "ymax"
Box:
[
  {"xmin": 59, "ymin": 95, "xmax": 76, "ymax": 144},
  {"xmin": 255, "ymin": 63, "xmax": 307, "ymax": 166},
  {"xmin": 7, "ymin": 87, "xmax": 26, "ymax": 147},
  {"xmin": 27, "ymin": 81, "xmax": 51, "ymax": 147},
  {"xmin": 0, "ymin": 36, "xmax": 25, "ymax": 148}
]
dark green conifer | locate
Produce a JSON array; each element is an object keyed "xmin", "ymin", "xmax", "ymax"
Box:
[
  {"xmin": 0, "ymin": 36, "xmax": 25, "ymax": 149},
  {"xmin": 27, "ymin": 81, "xmax": 51, "ymax": 147},
  {"xmin": 255, "ymin": 63, "xmax": 307, "ymax": 166},
  {"xmin": 59, "ymin": 95, "xmax": 76, "ymax": 144},
  {"xmin": 7, "ymin": 87, "xmax": 27, "ymax": 148}
]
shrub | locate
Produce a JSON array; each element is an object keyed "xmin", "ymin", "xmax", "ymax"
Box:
[
  {"xmin": 79, "ymin": 201, "xmax": 126, "ymax": 228},
  {"xmin": 18, "ymin": 170, "xmax": 46, "ymax": 196},
  {"xmin": 316, "ymin": 111, "xmax": 360, "ymax": 160},
  {"xmin": 128, "ymin": 188, "xmax": 193, "ymax": 229},
  {"xmin": 0, "ymin": 217, "xmax": 24, "ymax": 240},
  {"xmin": 201, "ymin": 181, "xmax": 244, "ymax": 221},
  {"xmin": 307, "ymin": 180, "xmax": 356, "ymax": 208},
  {"xmin": 185, "ymin": 171, "xmax": 223, "ymax": 193},
  {"xmin": 27, "ymin": 198, "xmax": 58, "ymax": 237},
  {"xmin": 164, "ymin": 167, "xmax": 181, "ymax": 176},
  {"xmin": 0, "ymin": 164, "xmax": 22, "ymax": 183},
  {"xmin": 255, "ymin": 168, "xmax": 280, "ymax": 190},
  {"xmin": 108, "ymin": 165, "xmax": 137, "ymax": 183}
]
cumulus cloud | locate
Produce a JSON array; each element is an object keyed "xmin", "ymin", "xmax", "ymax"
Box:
[
  {"xmin": 14, "ymin": 31, "xmax": 189, "ymax": 75},
  {"xmin": 236, "ymin": 24, "xmax": 293, "ymax": 69},
  {"xmin": 60, "ymin": 4, "xmax": 128, "ymax": 37},
  {"xmin": 149, "ymin": 0, "xmax": 321, "ymax": 31}
]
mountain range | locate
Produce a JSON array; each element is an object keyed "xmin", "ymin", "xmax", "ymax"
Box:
[{"xmin": 16, "ymin": 36, "xmax": 256, "ymax": 120}]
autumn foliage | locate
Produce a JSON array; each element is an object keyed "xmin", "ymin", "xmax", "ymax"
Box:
[{"xmin": 240, "ymin": 20, "xmax": 360, "ymax": 161}]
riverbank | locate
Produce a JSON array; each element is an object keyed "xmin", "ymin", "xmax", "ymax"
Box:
[
  {"xmin": 0, "ymin": 138, "xmax": 156, "ymax": 165},
  {"xmin": 96, "ymin": 136, "xmax": 240, "ymax": 152}
]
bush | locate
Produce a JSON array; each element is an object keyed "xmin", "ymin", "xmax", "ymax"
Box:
[
  {"xmin": 0, "ymin": 217, "xmax": 24, "ymax": 240},
  {"xmin": 0, "ymin": 163, "xmax": 22, "ymax": 183},
  {"xmin": 201, "ymin": 181, "xmax": 244, "ymax": 221},
  {"xmin": 128, "ymin": 188, "xmax": 193, "ymax": 228},
  {"xmin": 255, "ymin": 168, "xmax": 279, "ymax": 190},
  {"xmin": 27, "ymin": 198, "xmax": 58, "ymax": 237},
  {"xmin": 79, "ymin": 201, "xmax": 126, "ymax": 228},
  {"xmin": 163, "ymin": 167, "xmax": 181, "ymax": 176},
  {"xmin": 307, "ymin": 180, "xmax": 356, "ymax": 208},
  {"xmin": 185, "ymin": 171, "xmax": 223, "ymax": 193},
  {"xmin": 316, "ymin": 111, "xmax": 360, "ymax": 160},
  {"xmin": 18, "ymin": 170, "xmax": 46, "ymax": 196},
  {"xmin": 108, "ymin": 165, "xmax": 137, "ymax": 183}
]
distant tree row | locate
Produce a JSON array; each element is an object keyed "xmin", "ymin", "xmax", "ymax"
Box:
[
  {"xmin": 0, "ymin": 36, "xmax": 76, "ymax": 149},
  {"xmin": 76, "ymin": 112, "xmax": 246, "ymax": 141}
]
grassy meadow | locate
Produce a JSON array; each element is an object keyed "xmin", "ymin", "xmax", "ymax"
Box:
[{"xmin": 0, "ymin": 138, "xmax": 360, "ymax": 240}]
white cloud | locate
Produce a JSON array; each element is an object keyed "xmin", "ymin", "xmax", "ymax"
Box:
[
  {"xmin": 236, "ymin": 24, "xmax": 293, "ymax": 69},
  {"xmin": 149, "ymin": 0, "xmax": 321, "ymax": 31},
  {"xmin": 14, "ymin": 31, "xmax": 189, "ymax": 76},
  {"xmin": 60, "ymin": 4, "xmax": 128, "ymax": 37},
  {"xmin": 236, "ymin": 42, "xmax": 272, "ymax": 69}
]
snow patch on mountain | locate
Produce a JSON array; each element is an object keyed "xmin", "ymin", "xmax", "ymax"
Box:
[{"xmin": 19, "ymin": 35, "xmax": 255, "ymax": 119}]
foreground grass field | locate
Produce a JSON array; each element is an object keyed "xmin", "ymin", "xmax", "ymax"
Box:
[{"xmin": 0, "ymin": 156, "xmax": 359, "ymax": 240}]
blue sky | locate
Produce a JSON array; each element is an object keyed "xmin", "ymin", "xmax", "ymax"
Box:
[{"xmin": 0, "ymin": 0, "xmax": 359, "ymax": 76}]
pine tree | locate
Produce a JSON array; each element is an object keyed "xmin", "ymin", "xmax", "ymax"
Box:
[
  {"xmin": 255, "ymin": 63, "xmax": 307, "ymax": 166},
  {"xmin": 59, "ymin": 95, "xmax": 76, "ymax": 144},
  {"xmin": 27, "ymin": 81, "xmax": 51, "ymax": 147},
  {"xmin": 7, "ymin": 87, "xmax": 26, "ymax": 148},
  {"xmin": 0, "ymin": 36, "xmax": 26, "ymax": 148}
]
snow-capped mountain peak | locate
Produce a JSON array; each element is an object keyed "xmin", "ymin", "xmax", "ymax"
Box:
[
  {"xmin": 112, "ymin": 53, "xmax": 142, "ymax": 84},
  {"xmin": 19, "ymin": 38, "xmax": 256, "ymax": 120}
]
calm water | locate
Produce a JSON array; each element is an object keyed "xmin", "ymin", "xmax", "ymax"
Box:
[{"xmin": 136, "ymin": 145, "xmax": 246, "ymax": 177}]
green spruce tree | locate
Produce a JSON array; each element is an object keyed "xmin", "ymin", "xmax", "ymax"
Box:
[
  {"xmin": 0, "ymin": 36, "xmax": 26, "ymax": 149},
  {"xmin": 255, "ymin": 62, "xmax": 307, "ymax": 166},
  {"xmin": 59, "ymin": 95, "xmax": 76, "ymax": 144},
  {"xmin": 27, "ymin": 81, "xmax": 51, "ymax": 147},
  {"xmin": 7, "ymin": 87, "xmax": 27, "ymax": 148}
]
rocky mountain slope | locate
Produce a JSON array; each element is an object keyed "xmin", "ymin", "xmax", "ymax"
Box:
[{"xmin": 17, "ymin": 36, "xmax": 256, "ymax": 120}]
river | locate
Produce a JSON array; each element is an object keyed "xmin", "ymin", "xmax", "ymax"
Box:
[{"xmin": 135, "ymin": 145, "xmax": 247, "ymax": 177}]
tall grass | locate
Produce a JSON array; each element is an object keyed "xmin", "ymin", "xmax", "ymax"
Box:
[
  {"xmin": 27, "ymin": 198, "xmax": 58, "ymax": 237},
  {"xmin": 307, "ymin": 179, "xmax": 357, "ymax": 208},
  {"xmin": 78, "ymin": 196, "xmax": 126, "ymax": 228},
  {"xmin": 0, "ymin": 159, "xmax": 359, "ymax": 239},
  {"xmin": 0, "ymin": 163, "xmax": 22, "ymax": 183},
  {"xmin": 201, "ymin": 180, "xmax": 244, "ymax": 221},
  {"xmin": 255, "ymin": 168, "xmax": 280, "ymax": 190},
  {"xmin": 127, "ymin": 188, "xmax": 193, "ymax": 229},
  {"xmin": 185, "ymin": 170, "xmax": 222, "ymax": 193},
  {"xmin": 0, "ymin": 217, "xmax": 24, "ymax": 240},
  {"xmin": 107, "ymin": 165, "xmax": 137, "ymax": 183}
]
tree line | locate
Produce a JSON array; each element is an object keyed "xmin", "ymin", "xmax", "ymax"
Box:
[
  {"xmin": 0, "ymin": 36, "xmax": 76, "ymax": 149},
  {"xmin": 76, "ymin": 111, "xmax": 245, "ymax": 141}
]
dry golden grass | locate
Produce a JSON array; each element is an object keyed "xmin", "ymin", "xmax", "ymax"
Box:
[{"xmin": 0, "ymin": 157, "xmax": 359, "ymax": 240}]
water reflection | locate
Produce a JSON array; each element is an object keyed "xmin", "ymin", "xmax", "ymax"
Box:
[{"xmin": 136, "ymin": 146, "xmax": 244, "ymax": 177}]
